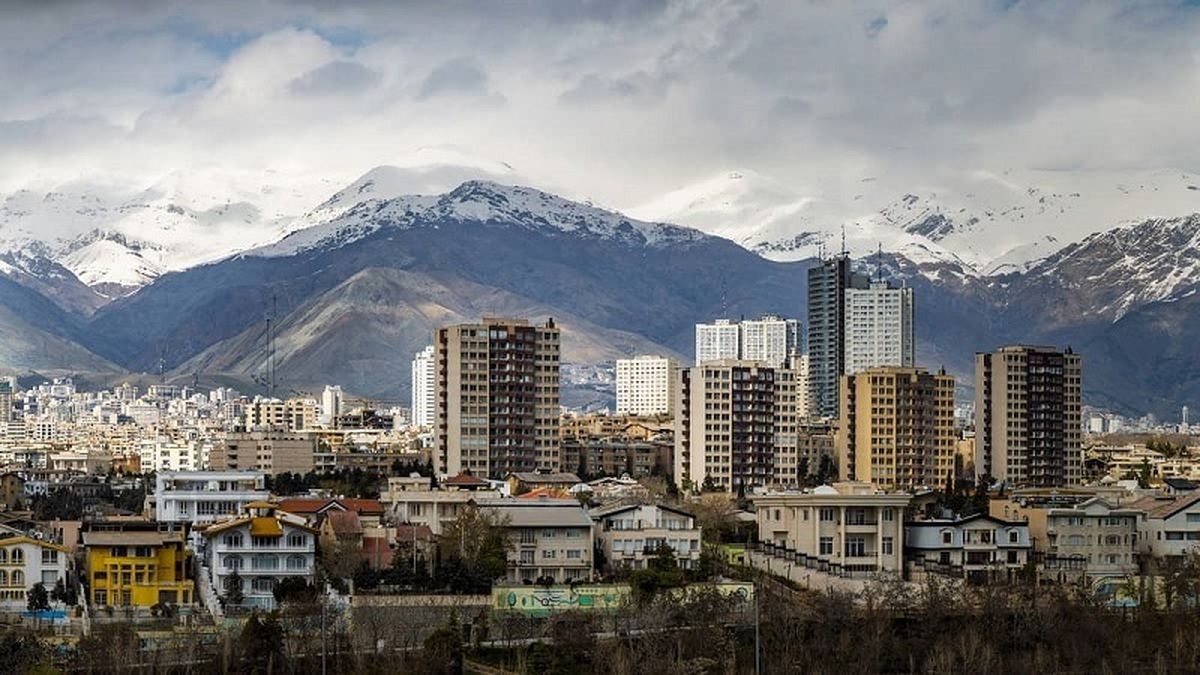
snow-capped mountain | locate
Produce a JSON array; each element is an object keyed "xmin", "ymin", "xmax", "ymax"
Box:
[
  {"xmin": 631, "ymin": 167, "xmax": 1200, "ymax": 276},
  {"xmin": 257, "ymin": 179, "xmax": 705, "ymax": 259}
]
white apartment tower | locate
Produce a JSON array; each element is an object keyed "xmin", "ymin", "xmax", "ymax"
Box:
[
  {"xmin": 320, "ymin": 385, "xmax": 343, "ymax": 427},
  {"xmin": 411, "ymin": 345, "xmax": 436, "ymax": 428},
  {"xmin": 615, "ymin": 356, "xmax": 677, "ymax": 416},
  {"xmin": 843, "ymin": 282, "xmax": 915, "ymax": 375},
  {"xmin": 695, "ymin": 320, "xmax": 740, "ymax": 365}
]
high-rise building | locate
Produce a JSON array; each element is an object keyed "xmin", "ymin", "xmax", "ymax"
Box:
[
  {"xmin": 615, "ymin": 355, "xmax": 677, "ymax": 416},
  {"xmin": 0, "ymin": 381, "xmax": 11, "ymax": 424},
  {"xmin": 807, "ymin": 255, "xmax": 869, "ymax": 419},
  {"xmin": 434, "ymin": 318, "xmax": 561, "ymax": 478},
  {"xmin": 843, "ymin": 282, "xmax": 914, "ymax": 375},
  {"xmin": 974, "ymin": 345, "xmax": 1083, "ymax": 488},
  {"xmin": 244, "ymin": 398, "xmax": 317, "ymax": 432},
  {"xmin": 836, "ymin": 367, "xmax": 956, "ymax": 491},
  {"xmin": 694, "ymin": 319, "xmax": 740, "ymax": 364},
  {"xmin": 740, "ymin": 315, "xmax": 802, "ymax": 368},
  {"xmin": 411, "ymin": 345, "xmax": 436, "ymax": 427},
  {"xmin": 320, "ymin": 385, "xmax": 343, "ymax": 427},
  {"xmin": 674, "ymin": 360, "xmax": 799, "ymax": 492}
]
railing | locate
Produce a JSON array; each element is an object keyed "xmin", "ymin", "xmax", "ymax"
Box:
[{"xmin": 754, "ymin": 541, "xmax": 880, "ymax": 579}]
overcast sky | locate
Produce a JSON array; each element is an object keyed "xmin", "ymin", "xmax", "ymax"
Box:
[{"xmin": 3, "ymin": 0, "xmax": 1200, "ymax": 204}]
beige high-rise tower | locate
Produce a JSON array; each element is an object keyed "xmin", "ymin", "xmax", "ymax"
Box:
[
  {"xmin": 434, "ymin": 318, "xmax": 561, "ymax": 478},
  {"xmin": 975, "ymin": 345, "xmax": 1082, "ymax": 488},
  {"xmin": 836, "ymin": 366, "xmax": 956, "ymax": 491}
]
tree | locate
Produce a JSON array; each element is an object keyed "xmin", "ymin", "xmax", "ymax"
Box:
[
  {"xmin": 0, "ymin": 630, "xmax": 49, "ymax": 674},
  {"xmin": 274, "ymin": 577, "xmax": 319, "ymax": 605},
  {"xmin": 223, "ymin": 569, "xmax": 245, "ymax": 609},
  {"xmin": 26, "ymin": 582, "xmax": 49, "ymax": 613},
  {"xmin": 437, "ymin": 504, "xmax": 510, "ymax": 593},
  {"xmin": 239, "ymin": 612, "xmax": 286, "ymax": 674},
  {"xmin": 50, "ymin": 577, "xmax": 75, "ymax": 606}
]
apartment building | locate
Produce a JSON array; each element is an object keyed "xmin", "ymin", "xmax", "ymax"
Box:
[
  {"xmin": 592, "ymin": 503, "xmax": 702, "ymax": 571},
  {"xmin": 615, "ymin": 355, "xmax": 677, "ymax": 416},
  {"xmin": 209, "ymin": 432, "xmax": 317, "ymax": 475},
  {"xmin": 244, "ymin": 398, "xmax": 317, "ymax": 433},
  {"xmin": 479, "ymin": 499, "xmax": 594, "ymax": 584},
  {"xmin": 694, "ymin": 319, "xmax": 740, "ymax": 365},
  {"xmin": 843, "ymin": 282, "xmax": 915, "ymax": 376},
  {"xmin": 1127, "ymin": 491, "xmax": 1200, "ymax": 562},
  {"xmin": 0, "ymin": 533, "xmax": 70, "ymax": 607},
  {"xmin": 560, "ymin": 436, "xmax": 672, "ymax": 479},
  {"xmin": 836, "ymin": 367, "xmax": 956, "ymax": 491},
  {"xmin": 199, "ymin": 502, "xmax": 317, "ymax": 610},
  {"xmin": 807, "ymin": 254, "xmax": 870, "ymax": 419},
  {"xmin": 674, "ymin": 360, "xmax": 800, "ymax": 492},
  {"xmin": 904, "ymin": 514, "xmax": 1031, "ymax": 583},
  {"xmin": 153, "ymin": 470, "xmax": 270, "ymax": 526},
  {"xmin": 753, "ymin": 483, "xmax": 911, "ymax": 575},
  {"xmin": 975, "ymin": 345, "xmax": 1083, "ymax": 488},
  {"xmin": 695, "ymin": 316, "xmax": 801, "ymax": 369},
  {"xmin": 411, "ymin": 345, "xmax": 436, "ymax": 427},
  {"xmin": 83, "ymin": 526, "xmax": 193, "ymax": 608},
  {"xmin": 434, "ymin": 318, "xmax": 561, "ymax": 478},
  {"xmin": 380, "ymin": 473, "xmax": 500, "ymax": 536},
  {"xmin": 1043, "ymin": 497, "xmax": 1140, "ymax": 583}
]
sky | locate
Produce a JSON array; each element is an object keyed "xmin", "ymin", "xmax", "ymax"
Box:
[{"xmin": 3, "ymin": 0, "xmax": 1200, "ymax": 205}]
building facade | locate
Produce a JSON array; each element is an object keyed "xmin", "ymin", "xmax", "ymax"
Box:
[
  {"xmin": 153, "ymin": 470, "xmax": 270, "ymax": 526},
  {"xmin": 807, "ymin": 254, "xmax": 870, "ymax": 419},
  {"xmin": 836, "ymin": 367, "xmax": 956, "ymax": 491},
  {"xmin": 753, "ymin": 484, "xmax": 911, "ymax": 575},
  {"xmin": 0, "ymin": 534, "xmax": 70, "ymax": 607},
  {"xmin": 83, "ymin": 529, "xmax": 193, "ymax": 608},
  {"xmin": 209, "ymin": 432, "xmax": 317, "ymax": 475},
  {"xmin": 200, "ymin": 502, "xmax": 317, "ymax": 611},
  {"xmin": 904, "ymin": 514, "xmax": 1031, "ymax": 583},
  {"xmin": 592, "ymin": 503, "xmax": 702, "ymax": 571},
  {"xmin": 615, "ymin": 355, "xmax": 677, "ymax": 416},
  {"xmin": 694, "ymin": 320, "xmax": 740, "ymax": 365},
  {"xmin": 411, "ymin": 345, "xmax": 436, "ymax": 428},
  {"xmin": 434, "ymin": 318, "xmax": 561, "ymax": 478},
  {"xmin": 480, "ymin": 499, "xmax": 594, "ymax": 584},
  {"xmin": 975, "ymin": 345, "xmax": 1083, "ymax": 488},
  {"xmin": 843, "ymin": 282, "xmax": 915, "ymax": 375},
  {"xmin": 674, "ymin": 360, "xmax": 800, "ymax": 492}
]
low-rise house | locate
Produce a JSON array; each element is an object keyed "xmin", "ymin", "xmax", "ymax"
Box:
[
  {"xmin": 83, "ymin": 523, "xmax": 193, "ymax": 608},
  {"xmin": 904, "ymin": 514, "xmax": 1031, "ymax": 583},
  {"xmin": 1163, "ymin": 478, "xmax": 1199, "ymax": 496},
  {"xmin": 275, "ymin": 498, "xmax": 385, "ymax": 529},
  {"xmin": 479, "ymin": 498, "xmax": 594, "ymax": 584},
  {"xmin": 153, "ymin": 470, "xmax": 269, "ymax": 526},
  {"xmin": 591, "ymin": 503, "xmax": 702, "ymax": 571},
  {"xmin": 752, "ymin": 483, "xmax": 912, "ymax": 576},
  {"xmin": 0, "ymin": 531, "xmax": 70, "ymax": 608},
  {"xmin": 1127, "ymin": 491, "xmax": 1200, "ymax": 563},
  {"xmin": 199, "ymin": 502, "xmax": 317, "ymax": 610},
  {"xmin": 1043, "ymin": 497, "xmax": 1141, "ymax": 586},
  {"xmin": 380, "ymin": 474, "xmax": 500, "ymax": 536}
]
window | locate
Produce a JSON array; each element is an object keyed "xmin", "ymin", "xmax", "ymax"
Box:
[
  {"xmin": 0, "ymin": 550, "xmax": 5, "ymax": 563},
  {"xmin": 846, "ymin": 509, "xmax": 866, "ymax": 526},
  {"xmin": 1186, "ymin": 513, "xmax": 1200, "ymax": 524},
  {"xmin": 11, "ymin": 571, "xmax": 23, "ymax": 585},
  {"xmin": 94, "ymin": 589, "xmax": 107, "ymax": 605},
  {"xmin": 567, "ymin": 550, "xmax": 582, "ymax": 559},
  {"xmin": 519, "ymin": 551, "xmax": 534, "ymax": 565},
  {"xmin": 1009, "ymin": 530, "xmax": 1019, "ymax": 544},
  {"xmin": 223, "ymin": 533, "xmax": 244, "ymax": 547},
  {"xmin": 251, "ymin": 536, "xmax": 278, "ymax": 548},
  {"xmin": 0, "ymin": 570, "xmax": 6, "ymax": 585},
  {"xmin": 251, "ymin": 578, "xmax": 275, "ymax": 594},
  {"xmin": 941, "ymin": 530, "xmax": 953, "ymax": 545},
  {"xmin": 1007, "ymin": 551, "xmax": 1019, "ymax": 564},
  {"xmin": 111, "ymin": 546, "xmax": 127, "ymax": 557},
  {"xmin": 882, "ymin": 508, "xmax": 894, "ymax": 522},
  {"xmin": 819, "ymin": 508, "xmax": 835, "ymax": 522},
  {"xmin": 542, "ymin": 529, "xmax": 557, "ymax": 538},
  {"xmin": 819, "ymin": 537, "xmax": 833, "ymax": 556},
  {"xmin": 134, "ymin": 547, "xmax": 152, "ymax": 558},
  {"xmin": 41, "ymin": 549, "xmax": 58, "ymax": 564},
  {"xmin": 286, "ymin": 555, "xmax": 306, "ymax": 570},
  {"xmin": 845, "ymin": 537, "xmax": 866, "ymax": 558},
  {"xmin": 286, "ymin": 534, "xmax": 307, "ymax": 548},
  {"xmin": 774, "ymin": 509, "xmax": 781, "ymax": 521},
  {"xmin": 224, "ymin": 555, "xmax": 243, "ymax": 571},
  {"xmin": 882, "ymin": 537, "xmax": 894, "ymax": 556}
]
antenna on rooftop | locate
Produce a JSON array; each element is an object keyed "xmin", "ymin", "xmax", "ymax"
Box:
[
  {"xmin": 840, "ymin": 225, "xmax": 847, "ymax": 257},
  {"xmin": 875, "ymin": 243, "xmax": 883, "ymax": 282}
]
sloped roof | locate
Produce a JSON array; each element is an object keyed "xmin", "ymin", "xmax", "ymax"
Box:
[
  {"xmin": 395, "ymin": 524, "xmax": 434, "ymax": 541},
  {"xmin": 478, "ymin": 499, "xmax": 593, "ymax": 528},
  {"xmin": 517, "ymin": 487, "xmax": 571, "ymax": 500},
  {"xmin": 1126, "ymin": 491, "xmax": 1200, "ymax": 520},
  {"xmin": 443, "ymin": 473, "xmax": 489, "ymax": 487},
  {"xmin": 509, "ymin": 472, "xmax": 582, "ymax": 484},
  {"xmin": 82, "ymin": 531, "xmax": 182, "ymax": 547},
  {"xmin": 276, "ymin": 498, "xmax": 384, "ymax": 516},
  {"xmin": 589, "ymin": 502, "xmax": 695, "ymax": 520}
]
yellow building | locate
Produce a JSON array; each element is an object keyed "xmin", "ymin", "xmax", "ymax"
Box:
[{"xmin": 82, "ymin": 529, "xmax": 193, "ymax": 608}]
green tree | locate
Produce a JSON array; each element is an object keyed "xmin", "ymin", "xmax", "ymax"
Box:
[
  {"xmin": 26, "ymin": 582, "xmax": 49, "ymax": 613},
  {"xmin": 437, "ymin": 504, "xmax": 510, "ymax": 593},
  {"xmin": 223, "ymin": 569, "xmax": 245, "ymax": 609},
  {"xmin": 274, "ymin": 577, "xmax": 319, "ymax": 605},
  {"xmin": 239, "ymin": 612, "xmax": 286, "ymax": 674}
]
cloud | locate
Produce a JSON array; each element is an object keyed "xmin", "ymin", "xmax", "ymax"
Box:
[
  {"xmin": 416, "ymin": 57, "xmax": 492, "ymax": 100},
  {"xmin": 0, "ymin": 0, "xmax": 1198, "ymax": 209},
  {"xmin": 288, "ymin": 60, "xmax": 381, "ymax": 96}
]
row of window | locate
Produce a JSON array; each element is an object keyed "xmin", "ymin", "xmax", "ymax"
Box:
[{"xmin": 221, "ymin": 533, "xmax": 309, "ymax": 548}]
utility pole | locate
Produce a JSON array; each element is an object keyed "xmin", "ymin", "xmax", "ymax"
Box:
[{"xmin": 754, "ymin": 578, "xmax": 761, "ymax": 675}]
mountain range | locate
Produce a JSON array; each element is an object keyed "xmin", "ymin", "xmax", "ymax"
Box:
[{"xmin": 1, "ymin": 162, "xmax": 1198, "ymax": 419}]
